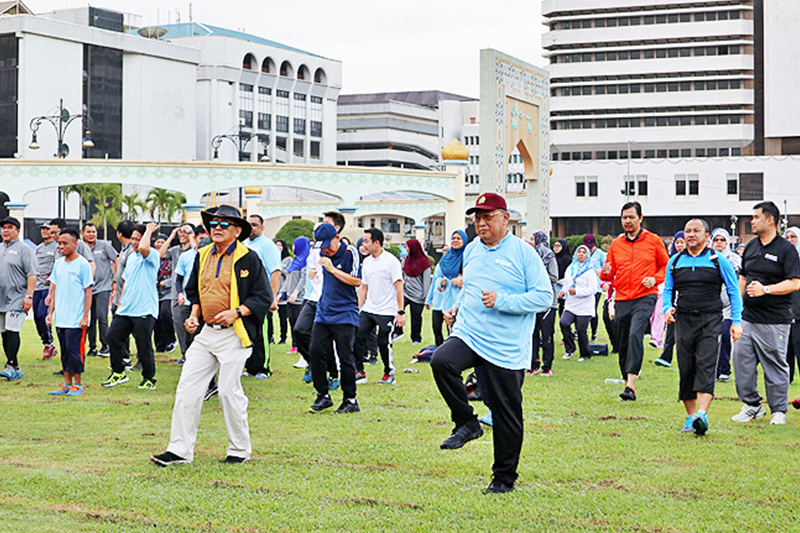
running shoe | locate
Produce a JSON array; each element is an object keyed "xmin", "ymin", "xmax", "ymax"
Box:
[
  {"xmin": 440, "ymin": 421, "xmax": 483, "ymax": 449},
  {"xmin": 0, "ymin": 365, "xmax": 23, "ymax": 380},
  {"xmin": 365, "ymin": 354, "xmax": 378, "ymax": 365},
  {"xmin": 328, "ymin": 377, "xmax": 340, "ymax": 390},
  {"xmin": 355, "ymin": 371, "xmax": 368, "ymax": 384},
  {"xmin": 527, "ymin": 367, "xmax": 542, "ymax": 376},
  {"xmin": 101, "ymin": 372, "xmax": 129, "ymax": 388},
  {"xmin": 98, "ymin": 347, "xmax": 110, "ymax": 358},
  {"xmin": 293, "ymin": 356, "xmax": 307, "ymax": 369},
  {"xmin": 286, "ymin": 347, "xmax": 298, "ymax": 354},
  {"xmin": 50, "ymin": 383, "xmax": 70, "ymax": 396},
  {"xmin": 204, "ymin": 384, "xmax": 219, "ymax": 401},
  {"xmin": 792, "ymin": 398, "xmax": 800, "ymax": 410},
  {"xmin": 717, "ymin": 374, "xmax": 731, "ymax": 382},
  {"xmin": 577, "ymin": 357, "xmax": 590, "ymax": 362},
  {"xmin": 309, "ymin": 394, "xmax": 333, "ymax": 413},
  {"xmin": 301, "ymin": 367, "xmax": 313, "ymax": 383},
  {"xmin": 654, "ymin": 358, "xmax": 672, "ymax": 367},
  {"xmin": 540, "ymin": 370, "xmax": 553, "ymax": 377},
  {"xmin": 770, "ymin": 412, "xmax": 787, "ymax": 425},
  {"xmin": 562, "ymin": 352, "xmax": 573, "ymax": 360},
  {"xmin": 151, "ymin": 451, "xmax": 190, "ymax": 467},
  {"xmin": 731, "ymin": 404, "xmax": 767, "ymax": 422},
  {"xmin": 378, "ymin": 373, "xmax": 396, "ymax": 385},
  {"xmin": 478, "ymin": 411, "xmax": 493, "ymax": 427},
  {"xmin": 86, "ymin": 349, "xmax": 98, "ymax": 358},
  {"xmin": 692, "ymin": 412, "xmax": 709, "ymax": 435},
  {"xmin": 482, "ymin": 479, "xmax": 514, "ymax": 495},
  {"xmin": 254, "ymin": 373, "xmax": 269, "ymax": 379},
  {"xmin": 334, "ymin": 398, "xmax": 360, "ymax": 414},
  {"xmin": 43, "ymin": 345, "xmax": 58, "ymax": 360},
  {"xmin": 138, "ymin": 378, "xmax": 157, "ymax": 390},
  {"xmin": 620, "ymin": 386, "xmax": 636, "ymax": 401},
  {"xmin": 680, "ymin": 415, "xmax": 696, "ymax": 433},
  {"xmin": 65, "ymin": 384, "xmax": 85, "ymax": 397}
]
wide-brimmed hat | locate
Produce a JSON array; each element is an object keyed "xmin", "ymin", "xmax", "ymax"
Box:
[{"xmin": 201, "ymin": 205, "xmax": 251, "ymax": 241}]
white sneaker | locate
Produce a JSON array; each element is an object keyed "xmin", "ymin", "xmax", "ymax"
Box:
[
  {"xmin": 731, "ymin": 404, "xmax": 767, "ymax": 422},
  {"xmin": 562, "ymin": 352, "xmax": 573, "ymax": 360},
  {"xmin": 293, "ymin": 356, "xmax": 307, "ymax": 369},
  {"xmin": 770, "ymin": 412, "xmax": 787, "ymax": 425}
]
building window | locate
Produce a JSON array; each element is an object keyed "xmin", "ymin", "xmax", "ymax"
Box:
[
  {"xmin": 276, "ymin": 137, "xmax": 287, "ymax": 151},
  {"xmin": 688, "ymin": 175, "xmax": 700, "ymax": 195},
  {"xmin": 257, "ymin": 113, "xmax": 271, "ymax": 130},
  {"xmin": 293, "ymin": 139, "xmax": 304, "ymax": 157},
  {"xmin": 358, "ymin": 218, "xmax": 363, "ymax": 228},
  {"xmin": 261, "ymin": 57, "xmax": 274, "ymax": 73},
  {"xmin": 280, "ymin": 61, "xmax": 293, "ymax": 77},
  {"xmin": 294, "ymin": 118, "xmax": 306, "ymax": 135},
  {"xmin": 588, "ymin": 178, "xmax": 598, "ymax": 197},
  {"xmin": 310, "ymin": 95, "xmax": 322, "ymax": 137},
  {"xmin": 276, "ymin": 115, "xmax": 289, "ymax": 133},
  {"xmin": 314, "ymin": 68, "xmax": 327, "ymax": 84},
  {"xmin": 676, "ymin": 175, "xmax": 687, "ymax": 196},
  {"xmin": 575, "ymin": 177, "xmax": 586, "ymax": 197},
  {"xmin": 638, "ymin": 177, "xmax": 648, "ymax": 196},
  {"xmin": 739, "ymin": 173, "xmax": 764, "ymax": 201},
  {"xmin": 381, "ymin": 217, "xmax": 401, "ymax": 234},
  {"xmin": 310, "ymin": 141, "xmax": 320, "ymax": 159},
  {"xmin": 727, "ymin": 174, "xmax": 738, "ymax": 195},
  {"xmin": 243, "ymin": 54, "xmax": 255, "ymax": 70},
  {"xmin": 239, "ymin": 110, "xmax": 253, "ymax": 129},
  {"xmin": 0, "ymin": 35, "xmax": 17, "ymax": 158}
]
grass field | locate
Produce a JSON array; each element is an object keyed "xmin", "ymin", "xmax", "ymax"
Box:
[{"xmin": 1, "ymin": 312, "xmax": 799, "ymax": 533}]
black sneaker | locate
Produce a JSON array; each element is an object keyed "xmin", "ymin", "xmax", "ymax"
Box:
[
  {"xmin": 334, "ymin": 398, "xmax": 360, "ymax": 414},
  {"xmin": 620, "ymin": 387, "xmax": 636, "ymax": 401},
  {"xmin": 98, "ymin": 347, "xmax": 110, "ymax": 357},
  {"xmin": 203, "ymin": 384, "xmax": 219, "ymax": 401},
  {"xmin": 130, "ymin": 361, "xmax": 143, "ymax": 372},
  {"xmin": 222, "ymin": 455, "xmax": 248, "ymax": 464},
  {"xmin": 150, "ymin": 451, "xmax": 190, "ymax": 467},
  {"xmin": 308, "ymin": 394, "xmax": 334, "ymax": 413},
  {"xmin": 440, "ymin": 421, "xmax": 484, "ymax": 450},
  {"xmin": 365, "ymin": 354, "xmax": 378, "ymax": 365},
  {"xmin": 86, "ymin": 348, "xmax": 99, "ymax": 358},
  {"xmin": 482, "ymin": 479, "xmax": 515, "ymax": 495}
]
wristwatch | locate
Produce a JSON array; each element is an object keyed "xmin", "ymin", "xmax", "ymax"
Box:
[
  {"xmin": 397, "ymin": 310, "xmax": 405, "ymax": 315},
  {"xmin": 236, "ymin": 307, "xmax": 244, "ymax": 318},
  {"xmin": 24, "ymin": 295, "xmax": 33, "ymax": 300},
  {"xmin": 764, "ymin": 285, "xmax": 771, "ymax": 294}
]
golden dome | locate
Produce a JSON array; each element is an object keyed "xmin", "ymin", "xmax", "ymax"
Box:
[
  {"xmin": 441, "ymin": 139, "xmax": 469, "ymax": 161},
  {"xmin": 244, "ymin": 186, "xmax": 263, "ymax": 195}
]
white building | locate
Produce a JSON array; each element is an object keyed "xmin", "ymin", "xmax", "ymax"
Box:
[
  {"xmin": 542, "ymin": 0, "xmax": 800, "ymax": 238},
  {"xmin": 157, "ymin": 23, "xmax": 342, "ymax": 165}
]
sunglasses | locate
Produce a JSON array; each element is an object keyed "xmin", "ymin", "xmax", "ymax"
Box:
[{"xmin": 208, "ymin": 221, "xmax": 232, "ymax": 229}]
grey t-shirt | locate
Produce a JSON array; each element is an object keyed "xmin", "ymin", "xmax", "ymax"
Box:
[
  {"xmin": 166, "ymin": 245, "xmax": 189, "ymax": 303},
  {"xmin": 35, "ymin": 240, "xmax": 58, "ymax": 291},
  {"xmin": 88, "ymin": 240, "xmax": 118, "ymax": 294},
  {"xmin": 403, "ymin": 267, "xmax": 432, "ymax": 304},
  {"xmin": 113, "ymin": 243, "xmax": 134, "ymax": 307},
  {"xmin": 0, "ymin": 239, "xmax": 38, "ymax": 312},
  {"xmin": 75, "ymin": 240, "xmax": 95, "ymax": 264}
]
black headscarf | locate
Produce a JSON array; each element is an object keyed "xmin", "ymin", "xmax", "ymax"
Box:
[
  {"xmin": 554, "ymin": 239, "xmax": 572, "ymax": 279},
  {"xmin": 275, "ymin": 239, "xmax": 291, "ymax": 260}
]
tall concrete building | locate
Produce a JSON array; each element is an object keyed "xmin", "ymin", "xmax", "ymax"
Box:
[{"xmin": 543, "ymin": 0, "xmax": 800, "ymax": 238}]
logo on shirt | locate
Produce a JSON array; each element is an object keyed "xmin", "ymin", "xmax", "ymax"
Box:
[
  {"xmin": 495, "ymin": 258, "xmax": 513, "ymax": 268},
  {"xmin": 8, "ymin": 250, "xmax": 18, "ymax": 255},
  {"xmin": 240, "ymin": 269, "xmax": 249, "ymax": 278},
  {"xmin": 765, "ymin": 253, "xmax": 779, "ymax": 262}
]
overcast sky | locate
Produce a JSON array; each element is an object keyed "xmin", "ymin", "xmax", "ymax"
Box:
[{"xmin": 27, "ymin": 0, "xmax": 545, "ymax": 97}]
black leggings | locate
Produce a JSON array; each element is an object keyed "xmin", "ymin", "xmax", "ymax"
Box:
[
  {"xmin": 405, "ymin": 300, "xmax": 425, "ymax": 343},
  {"xmin": 278, "ymin": 305, "xmax": 289, "ymax": 342},
  {"xmin": 2, "ymin": 331, "xmax": 21, "ymax": 367},
  {"xmin": 560, "ymin": 311, "xmax": 591, "ymax": 359},
  {"xmin": 432, "ymin": 309, "xmax": 447, "ymax": 346},
  {"xmin": 590, "ymin": 292, "xmax": 601, "ymax": 338}
]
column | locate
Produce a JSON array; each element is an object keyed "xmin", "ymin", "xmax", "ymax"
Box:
[
  {"xmin": 444, "ymin": 161, "xmax": 467, "ymax": 235},
  {"xmin": 183, "ymin": 203, "xmax": 204, "ymax": 227},
  {"xmin": 4, "ymin": 202, "xmax": 28, "ymax": 240},
  {"xmin": 519, "ymin": 220, "xmax": 528, "ymax": 241},
  {"xmin": 414, "ymin": 224, "xmax": 426, "ymax": 245},
  {"xmin": 339, "ymin": 206, "xmax": 358, "ymax": 242}
]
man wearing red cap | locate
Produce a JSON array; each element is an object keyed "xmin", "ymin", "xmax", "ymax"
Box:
[{"xmin": 431, "ymin": 193, "xmax": 553, "ymax": 494}]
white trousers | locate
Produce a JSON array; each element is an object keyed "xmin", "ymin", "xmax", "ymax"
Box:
[{"xmin": 167, "ymin": 326, "xmax": 252, "ymax": 461}]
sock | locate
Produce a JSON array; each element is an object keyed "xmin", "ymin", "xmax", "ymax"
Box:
[{"xmin": 698, "ymin": 410, "xmax": 707, "ymax": 415}]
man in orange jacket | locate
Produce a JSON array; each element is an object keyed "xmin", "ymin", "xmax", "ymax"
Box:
[{"xmin": 601, "ymin": 202, "xmax": 670, "ymax": 401}]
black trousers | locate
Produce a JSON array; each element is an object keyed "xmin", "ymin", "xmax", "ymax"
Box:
[
  {"xmin": 603, "ymin": 299, "xmax": 618, "ymax": 353},
  {"xmin": 107, "ymin": 315, "xmax": 156, "ymax": 381},
  {"xmin": 295, "ymin": 301, "xmax": 337, "ymax": 377},
  {"xmin": 590, "ymin": 292, "xmax": 601, "ymax": 338},
  {"xmin": 153, "ymin": 299, "xmax": 175, "ymax": 351},
  {"xmin": 404, "ymin": 300, "xmax": 425, "ymax": 343},
  {"xmin": 718, "ymin": 318, "xmax": 733, "ymax": 378},
  {"xmin": 615, "ymin": 295, "xmax": 657, "ymax": 377},
  {"xmin": 245, "ymin": 318, "xmax": 270, "ymax": 376},
  {"xmin": 354, "ymin": 312, "xmax": 395, "ymax": 375},
  {"xmin": 660, "ymin": 322, "xmax": 675, "ymax": 364},
  {"xmin": 431, "ymin": 309, "xmax": 446, "ymax": 346},
  {"xmin": 311, "ymin": 322, "xmax": 357, "ymax": 399},
  {"xmin": 431, "ymin": 337, "xmax": 525, "ymax": 486},
  {"xmin": 277, "ymin": 304, "xmax": 289, "ymax": 342},
  {"xmin": 87, "ymin": 290, "xmax": 111, "ymax": 351},
  {"xmin": 676, "ymin": 312, "xmax": 722, "ymax": 401},
  {"xmin": 172, "ymin": 305, "xmax": 195, "ymax": 355},
  {"xmin": 32, "ymin": 289, "xmax": 52, "ymax": 346},
  {"xmin": 266, "ymin": 310, "xmax": 275, "ymax": 342},
  {"xmin": 532, "ymin": 308, "xmax": 556, "ymax": 371},
  {"xmin": 2, "ymin": 331, "xmax": 20, "ymax": 366},
  {"xmin": 287, "ymin": 303, "xmax": 302, "ymax": 348},
  {"xmin": 561, "ymin": 310, "xmax": 591, "ymax": 359}
]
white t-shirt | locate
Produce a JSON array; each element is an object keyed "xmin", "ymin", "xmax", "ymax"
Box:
[
  {"xmin": 361, "ymin": 250, "xmax": 402, "ymax": 316},
  {"xmin": 306, "ymin": 248, "xmax": 324, "ymax": 303}
]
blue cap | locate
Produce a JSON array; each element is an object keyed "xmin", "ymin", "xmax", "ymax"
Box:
[{"xmin": 313, "ymin": 223, "xmax": 338, "ymax": 250}]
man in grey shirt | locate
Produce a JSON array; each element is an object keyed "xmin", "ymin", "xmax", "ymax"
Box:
[
  {"xmin": 34, "ymin": 222, "xmax": 59, "ymax": 360},
  {"xmin": 159, "ymin": 224, "xmax": 196, "ymax": 361},
  {"xmin": 0, "ymin": 217, "xmax": 37, "ymax": 381},
  {"xmin": 47, "ymin": 218, "xmax": 95, "ymax": 274},
  {"xmin": 83, "ymin": 222, "xmax": 118, "ymax": 357}
]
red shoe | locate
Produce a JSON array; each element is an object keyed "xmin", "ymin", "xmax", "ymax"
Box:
[
  {"xmin": 791, "ymin": 398, "xmax": 800, "ymax": 410},
  {"xmin": 43, "ymin": 345, "xmax": 57, "ymax": 360}
]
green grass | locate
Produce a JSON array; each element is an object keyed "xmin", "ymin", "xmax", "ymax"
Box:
[{"xmin": 1, "ymin": 312, "xmax": 799, "ymax": 532}]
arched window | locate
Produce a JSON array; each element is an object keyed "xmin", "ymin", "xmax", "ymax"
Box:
[
  {"xmin": 242, "ymin": 53, "xmax": 257, "ymax": 70},
  {"xmin": 297, "ymin": 64, "xmax": 310, "ymax": 81},
  {"xmin": 261, "ymin": 57, "xmax": 275, "ymax": 74},
  {"xmin": 314, "ymin": 68, "xmax": 327, "ymax": 84},
  {"xmin": 280, "ymin": 60, "xmax": 293, "ymax": 78}
]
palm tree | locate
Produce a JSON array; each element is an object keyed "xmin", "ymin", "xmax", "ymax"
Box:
[
  {"xmin": 122, "ymin": 192, "xmax": 147, "ymax": 221},
  {"xmin": 164, "ymin": 192, "xmax": 187, "ymax": 223},
  {"xmin": 146, "ymin": 188, "xmax": 174, "ymax": 223},
  {"xmin": 87, "ymin": 183, "xmax": 123, "ymax": 239},
  {"xmin": 61, "ymin": 184, "xmax": 93, "ymax": 227}
]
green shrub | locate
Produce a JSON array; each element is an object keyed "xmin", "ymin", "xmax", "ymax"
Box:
[
  {"xmin": 275, "ymin": 219, "xmax": 314, "ymax": 245},
  {"xmin": 385, "ymin": 244, "xmax": 402, "ymax": 260}
]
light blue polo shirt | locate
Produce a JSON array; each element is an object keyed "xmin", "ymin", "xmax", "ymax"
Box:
[
  {"xmin": 452, "ymin": 232, "xmax": 554, "ymax": 370},
  {"xmin": 426, "ymin": 263, "xmax": 461, "ymax": 312},
  {"xmin": 246, "ymin": 234, "xmax": 282, "ymax": 275},
  {"xmin": 117, "ymin": 250, "xmax": 159, "ymax": 318},
  {"xmin": 50, "ymin": 255, "xmax": 93, "ymax": 329},
  {"xmin": 174, "ymin": 249, "xmax": 197, "ymax": 307}
]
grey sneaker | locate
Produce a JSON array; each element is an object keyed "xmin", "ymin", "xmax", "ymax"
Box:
[{"xmin": 731, "ymin": 403, "xmax": 767, "ymax": 422}]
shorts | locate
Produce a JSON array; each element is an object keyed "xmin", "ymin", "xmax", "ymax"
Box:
[
  {"xmin": 0, "ymin": 310, "xmax": 26, "ymax": 333},
  {"xmin": 57, "ymin": 327, "xmax": 87, "ymax": 374}
]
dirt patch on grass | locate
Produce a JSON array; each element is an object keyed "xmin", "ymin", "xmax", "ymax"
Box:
[
  {"xmin": 598, "ymin": 415, "xmax": 616, "ymax": 421},
  {"xmin": 342, "ymin": 496, "xmax": 423, "ymax": 511}
]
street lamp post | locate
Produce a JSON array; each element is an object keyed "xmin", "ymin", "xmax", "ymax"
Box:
[
  {"xmin": 730, "ymin": 214, "xmax": 738, "ymax": 248},
  {"xmin": 211, "ymin": 120, "xmax": 270, "ymax": 208},
  {"xmin": 29, "ymin": 98, "xmax": 94, "ymax": 217}
]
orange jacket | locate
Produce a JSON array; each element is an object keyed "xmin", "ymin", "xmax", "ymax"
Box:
[{"xmin": 600, "ymin": 229, "xmax": 670, "ymax": 302}]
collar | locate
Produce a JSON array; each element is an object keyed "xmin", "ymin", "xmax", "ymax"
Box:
[
  {"xmin": 625, "ymin": 229, "xmax": 644, "ymax": 243},
  {"xmin": 2, "ymin": 239, "xmax": 19, "ymax": 247},
  {"xmin": 480, "ymin": 230, "xmax": 511, "ymax": 250},
  {"xmin": 686, "ymin": 245, "xmax": 710, "ymax": 258},
  {"xmin": 248, "ymin": 235, "xmax": 263, "ymax": 244},
  {"xmin": 212, "ymin": 241, "xmax": 237, "ymax": 256}
]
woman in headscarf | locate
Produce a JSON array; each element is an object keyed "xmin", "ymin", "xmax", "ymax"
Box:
[
  {"xmin": 583, "ymin": 234, "xmax": 606, "ymax": 341},
  {"xmin": 402, "ymin": 239, "xmax": 432, "ymax": 344},
  {"xmin": 553, "ymin": 239, "xmax": 572, "ymax": 319},
  {"xmin": 529, "ymin": 232, "xmax": 559, "ymax": 375},
  {"xmin": 284, "ymin": 237, "xmax": 309, "ymax": 354},
  {"xmin": 558, "ymin": 244, "xmax": 598, "ymax": 362},
  {"xmin": 710, "ymin": 228, "xmax": 741, "ymax": 382},
  {"xmin": 783, "ymin": 228, "xmax": 800, "ymax": 393},
  {"xmin": 654, "ymin": 231, "xmax": 686, "ymax": 367},
  {"xmin": 426, "ymin": 230, "xmax": 467, "ymax": 346},
  {"xmin": 275, "ymin": 239, "xmax": 292, "ymax": 347}
]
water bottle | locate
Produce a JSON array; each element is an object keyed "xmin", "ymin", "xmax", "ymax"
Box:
[{"xmin": 605, "ymin": 378, "xmax": 625, "ymax": 385}]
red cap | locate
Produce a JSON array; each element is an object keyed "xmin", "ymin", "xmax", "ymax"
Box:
[{"xmin": 466, "ymin": 192, "xmax": 507, "ymax": 215}]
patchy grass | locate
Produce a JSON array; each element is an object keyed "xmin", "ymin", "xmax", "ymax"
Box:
[{"xmin": 1, "ymin": 311, "xmax": 799, "ymax": 532}]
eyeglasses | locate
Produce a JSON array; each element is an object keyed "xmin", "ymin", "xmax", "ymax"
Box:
[
  {"xmin": 208, "ymin": 221, "xmax": 231, "ymax": 229},
  {"xmin": 179, "ymin": 229, "xmax": 194, "ymax": 235},
  {"xmin": 471, "ymin": 210, "xmax": 504, "ymax": 223}
]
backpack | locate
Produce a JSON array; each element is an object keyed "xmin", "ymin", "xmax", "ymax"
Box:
[
  {"xmin": 669, "ymin": 248, "xmax": 721, "ymax": 307},
  {"xmin": 412, "ymin": 344, "xmax": 438, "ymax": 363}
]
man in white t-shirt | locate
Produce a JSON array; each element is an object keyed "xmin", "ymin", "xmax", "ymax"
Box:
[{"xmin": 354, "ymin": 228, "xmax": 405, "ymax": 384}]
